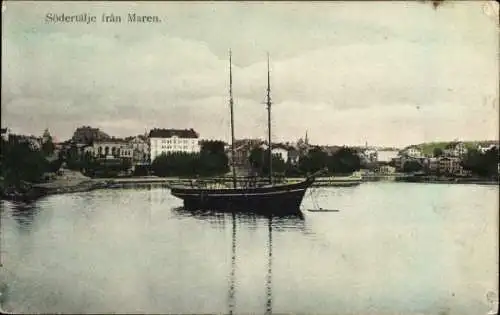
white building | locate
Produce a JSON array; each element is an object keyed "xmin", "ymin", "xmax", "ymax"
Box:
[
  {"xmin": 377, "ymin": 150, "xmax": 399, "ymax": 163},
  {"xmin": 444, "ymin": 142, "xmax": 468, "ymax": 157},
  {"xmin": 149, "ymin": 128, "xmax": 200, "ymax": 162},
  {"xmin": 91, "ymin": 139, "xmax": 133, "ymax": 160},
  {"xmin": 400, "ymin": 146, "xmax": 422, "ymax": 158},
  {"xmin": 477, "ymin": 143, "xmax": 499, "ymax": 154},
  {"xmin": 260, "ymin": 143, "xmax": 290, "ymax": 163},
  {"xmin": 1, "ymin": 128, "xmax": 10, "ymax": 141}
]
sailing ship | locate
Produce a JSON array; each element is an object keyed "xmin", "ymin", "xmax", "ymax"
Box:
[{"xmin": 170, "ymin": 51, "xmax": 324, "ymax": 215}]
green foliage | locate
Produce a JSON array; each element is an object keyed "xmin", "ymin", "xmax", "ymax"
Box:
[
  {"xmin": 248, "ymin": 146, "xmax": 361, "ymax": 177},
  {"xmin": 415, "ymin": 141, "xmax": 497, "ymax": 156},
  {"xmin": 327, "ymin": 147, "xmax": 361, "ymax": 174},
  {"xmin": 41, "ymin": 138, "xmax": 55, "ymax": 156},
  {"xmin": 433, "ymin": 147, "xmax": 444, "ymax": 157},
  {"xmin": 299, "ymin": 147, "xmax": 329, "ymax": 174},
  {"xmin": 151, "ymin": 142, "xmax": 229, "ymax": 177},
  {"xmin": 63, "ymin": 144, "xmax": 82, "ymax": 170},
  {"xmin": 297, "ymin": 146, "xmax": 361, "ymax": 175},
  {"xmin": 248, "ymin": 147, "xmax": 286, "ymax": 176},
  {"xmin": 415, "ymin": 142, "xmax": 449, "ymax": 156},
  {"xmin": 402, "ymin": 160, "xmax": 423, "ymax": 173},
  {"xmin": 461, "ymin": 147, "xmax": 499, "ymax": 177},
  {"xmin": 47, "ymin": 158, "xmax": 63, "ymax": 173},
  {"xmin": 88, "ymin": 158, "xmax": 132, "ymax": 178},
  {"xmin": 1, "ymin": 138, "xmax": 49, "ymax": 186},
  {"xmin": 199, "ymin": 140, "xmax": 229, "ymax": 175}
]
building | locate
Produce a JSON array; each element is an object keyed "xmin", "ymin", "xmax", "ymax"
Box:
[
  {"xmin": 126, "ymin": 135, "xmax": 150, "ymax": 163},
  {"xmin": 42, "ymin": 128, "xmax": 52, "ymax": 144},
  {"xmin": 423, "ymin": 157, "xmax": 439, "ymax": 173},
  {"xmin": 91, "ymin": 139, "xmax": 133, "ymax": 160},
  {"xmin": 295, "ymin": 131, "xmax": 311, "ymax": 157},
  {"xmin": 361, "ymin": 148, "xmax": 378, "ymax": 163},
  {"xmin": 72, "ymin": 126, "xmax": 110, "ymax": 144},
  {"xmin": 438, "ymin": 157, "xmax": 462, "ymax": 174},
  {"xmin": 228, "ymin": 139, "xmax": 263, "ymax": 167},
  {"xmin": 444, "ymin": 142, "xmax": 468, "ymax": 157},
  {"xmin": 1, "ymin": 128, "xmax": 10, "ymax": 141},
  {"xmin": 287, "ymin": 148, "xmax": 300, "ymax": 165},
  {"xmin": 379, "ymin": 165, "xmax": 396, "ymax": 174},
  {"xmin": 149, "ymin": 128, "xmax": 200, "ymax": 162},
  {"xmin": 260, "ymin": 143, "xmax": 291, "ymax": 163},
  {"xmin": 400, "ymin": 145, "xmax": 422, "ymax": 158},
  {"xmin": 377, "ymin": 150, "xmax": 399, "ymax": 163},
  {"xmin": 477, "ymin": 143, "xmax": 499, "ymax": 154}
]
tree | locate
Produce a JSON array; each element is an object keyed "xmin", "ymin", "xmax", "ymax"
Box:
[
  {"xmin": 433, "ymin": 147, "xmax": 444, "ymax": 157},
  {"xmin": 64, "ymin": 144, "xmax": 82, "ymax": 170},
  {"xmin": 199, "ymin": 140, "xmax": 229, "ymax": 176},
  {"xmin": 151, "ymin": 152, "xmax": 201, "ymax": 177},
  {"xmin": 248, "ymin": 147, "xmax": 286, "ymax": 176},
  {"xmin": 41, "ymin": 138, "xmax": 55, "ymax": 156},
  {"xmin": 402, "ymin": 160, "xmax": 423, "ymax": 173},
  {"xmin": 249, "ymin": 147, "xmax": 265, "ymax": 171},
  {"xmin": 462, "ymin": 147, "xmax": 499, "ymax": 177},
  {"xmin": 1, "ymin": 139, "xmax": 49, "ymax": 186},
  {"xmin": 299, "ymin": 147, "xmax": 329, "ymax": 174},
  {"xmin": 327, "ymin": 147, "xmax": 361, "ymax": 174}
]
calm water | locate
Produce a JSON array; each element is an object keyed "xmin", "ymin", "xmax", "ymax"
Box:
[{"xmin": 0, "ymin": 183, "xmax": 498, "ymax": 314}]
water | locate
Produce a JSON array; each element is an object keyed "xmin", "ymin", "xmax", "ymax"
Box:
[{"xmin": 0, "ymin": 182, "xmax": 498, "ymax": 314}]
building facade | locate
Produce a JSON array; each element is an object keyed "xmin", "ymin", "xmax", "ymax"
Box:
[
  {"xmin": 444, "ymin": 142, "xmax": 468, "ymax": 157},
  {"xmin": 438, "ymin": 157, "xmax": 462, "ymax": 174},
  {"xmin": 127, "ymin": 135, "xmax": 150, "ymax": 163},
  {"xmin": 400, "ymin": 146, "xmax": 422, "ymax": 158},
  {"xmin": 260, "ymin": 143, "xmax": 290, "ymax": 163},
  {"xmin": 91, "ymin": 139, "xmax": 133, "ymax": 160},
  {"xmin": 149, "ymin": 128, "xmax": 200, "ymax": 162}
]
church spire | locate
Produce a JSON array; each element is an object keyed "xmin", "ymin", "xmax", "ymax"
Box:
[{"xmin": 305, "ymin": 130, "xmax": 309, "ymax": 145}]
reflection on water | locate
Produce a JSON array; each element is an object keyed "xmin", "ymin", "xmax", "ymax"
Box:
[
  {"xmin": 9, "ymin": 202, "xmax": 40, "ymax": 232},
  {"xmin": 265, "ymin": 216, "xmax": 273, "ymax": 315},
  {"xmin": 228, "ymin": 212, "xmax": 236, "ymax": 315},
  {"xmin": 0, "ymin": 183, "xmax": 498, "ymax": 314}
]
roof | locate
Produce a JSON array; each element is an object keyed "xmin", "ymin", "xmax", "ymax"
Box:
[
  {"xmin": 149, "ymin": 128, "xmax": 199, "ymax": 139},
  {"xmin": 125, "ymin": 134, "xmax": 149, "ymax": 141},
  {"xmin": 1, "ymin": 128, "xmax": 7, "ymax": 133},
  {"xmin": 93, "ymin": 138, "xmax": 128, "ymax": 144}
]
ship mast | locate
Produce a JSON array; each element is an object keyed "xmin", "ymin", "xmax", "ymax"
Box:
[
  {"xmin": 266, "ymin": 53, "xmax": 272, "ymax": 184},
  {"xmin": 229, "ymin": 50, "xmax": 237, "ymax": 189}
]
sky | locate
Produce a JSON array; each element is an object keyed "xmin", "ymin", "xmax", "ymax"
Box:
[{"xmin": 1, "ymin": 1, "xmax": 499, "ymax": 147}]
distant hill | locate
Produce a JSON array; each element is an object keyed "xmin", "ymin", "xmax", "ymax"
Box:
[{"xmin": 412, "ymin": 140, "xmax": 499, "ymax": 156}]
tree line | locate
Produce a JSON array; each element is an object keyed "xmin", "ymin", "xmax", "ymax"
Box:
[
  {"xmin": 461, "ymin": 147, "xmax": 499, "ymax": 178},
  {"xmin": 248, "ymin": 146, "xmax": 361, "ymax": 177},
  {"xmin": 151, "ymin": 140, "xmax": 229, "ymax": 177},
  {"xmin": 1, "ymin": 136, "xmax": 61, "ymax": 190}
]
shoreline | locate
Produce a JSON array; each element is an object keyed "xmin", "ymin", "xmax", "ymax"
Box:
[{"xmin": 1, "ymin": 175, "xmax": 498, "ymax": 203}]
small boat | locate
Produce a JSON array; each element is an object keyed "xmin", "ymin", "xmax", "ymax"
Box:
[{"xmin": 170, "ymin": 51, "xmax": 323, "ymax": 215}]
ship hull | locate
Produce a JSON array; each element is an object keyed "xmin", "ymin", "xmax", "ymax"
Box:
[{"xmin": 170, "ymin": 179, "xmax": 312, "ymax": 215}]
